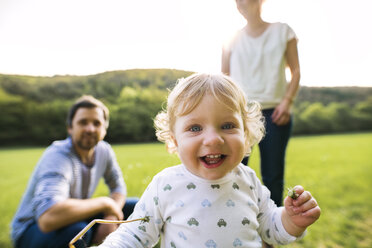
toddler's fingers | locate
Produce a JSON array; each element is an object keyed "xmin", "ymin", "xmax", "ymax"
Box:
[
  {"xmin": 301, "ymin": 205, "xmax": 321, "ymax": 220},
  {"xmin": 293, "ymin": 197, "xmax": 318, "ymax": 214},
  {"xmin": 292, "ymin": 190, "xmax": 311, "ymax": 207},
  {"xmin": 293, "ymin": 185, "xmax": 304, "ymax": 195},
  {"xmin": 284, "ymin": 185, "xmax": 302, "ymax": 207}
]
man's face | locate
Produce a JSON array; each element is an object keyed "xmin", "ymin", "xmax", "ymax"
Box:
[{"xmin": 68, "ymin": 107, "xmax": 107, "ymax": 151}]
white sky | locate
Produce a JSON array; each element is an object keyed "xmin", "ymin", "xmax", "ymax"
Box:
[{"xmin": 0, "ymin": 0, "xmax": 371, "ymax": 87}]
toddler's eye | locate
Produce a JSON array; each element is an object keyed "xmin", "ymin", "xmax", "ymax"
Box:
[
  {"xmin": 189, "ymin": 125, "xmax": 202, "ymax": 132},
  {"xmin": 222, "ymin": 123, "xmax": 235, "ymax": 129}
]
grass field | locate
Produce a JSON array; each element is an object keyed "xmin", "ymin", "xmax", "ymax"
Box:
[{"xmin": 1, "ymin": 132, "xmax": 371, "ymax": 247}]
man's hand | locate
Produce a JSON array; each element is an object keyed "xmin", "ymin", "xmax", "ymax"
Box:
[{"xmin": 100, "ymin": 196, "xmax": 124, "ymax": 221}]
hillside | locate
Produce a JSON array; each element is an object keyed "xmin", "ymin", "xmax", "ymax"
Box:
[
  {"xmin": 0, "ymin": 69, "xmax": 371, "ymax": 145},
  {"xmin": 0, "ymin": 69, "xmax": 194, "ymax": 103},
  {"xmin": 297, "ymin": 86, "xmax": 372, "ymax": 106},
  {"xmin": 1, "ymin": 69, "xmax": 371, "ymax": 105}
]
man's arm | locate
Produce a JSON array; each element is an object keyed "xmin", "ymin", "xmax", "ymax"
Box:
[
  {"xmin": 110, "ymin": 192, "xmax": 125, "ymax": 210},
  {"xmin": 87, "ymin": 143, "xmax": 127, "ymax": 244},
  {"xmin": 38, "ymin": 196, "xmax": 123, "ymax": 232},
  {"xmin": 101, "ymin": 144, "xmax": 127, "ymax": 218},
  {"xmin": 99, "ymin": 192, "xmax": 126, "ymax": 222}
]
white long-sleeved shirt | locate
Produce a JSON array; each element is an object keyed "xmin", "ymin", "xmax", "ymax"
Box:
[{"xmin": 98, "ymin": 164, "xmax": 302, "ymax": 247}]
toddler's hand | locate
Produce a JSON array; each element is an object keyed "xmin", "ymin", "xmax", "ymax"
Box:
[{"xmin": 284, "ymin": 185, "xmax": 321, "ymax": 230}]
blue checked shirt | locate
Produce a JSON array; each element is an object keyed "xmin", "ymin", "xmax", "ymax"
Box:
[{"xmin": 11, "ymin": 137, "xmax": 126, "ymax": 245}]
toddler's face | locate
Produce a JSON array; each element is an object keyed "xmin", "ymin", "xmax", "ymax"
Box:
[{"xmin": 172, "ymin": 94, "xmax": 246, "ymax": 180}]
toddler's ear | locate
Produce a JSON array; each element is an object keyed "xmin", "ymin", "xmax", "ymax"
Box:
[
  {"xmin": 170, "ymin": 133, "xmax": 178, "ymax": 147},
  {"xmin": 244, "ymin": 135, "xmax": 251, "ymax": 155}
]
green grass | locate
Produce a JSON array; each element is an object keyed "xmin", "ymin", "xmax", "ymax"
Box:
[{"xmin": 1, "ymin": 132, "xmax": 371, "ymax": 247}]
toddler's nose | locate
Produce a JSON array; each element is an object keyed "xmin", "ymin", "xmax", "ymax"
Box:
[{"xmin": 203, "ymin": 129, "xmax": 224, "ymax": 146}]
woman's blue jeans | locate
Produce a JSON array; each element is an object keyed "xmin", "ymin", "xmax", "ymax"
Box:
[
  {"xmin": 243, "ymin": 109, "xmax": 292, "ymax": 206},
  {"xmin": 16, "ymin": 197, "xmax": 139, "ymax": 248}
]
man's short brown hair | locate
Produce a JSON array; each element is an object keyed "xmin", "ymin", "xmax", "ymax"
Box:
[{"xmin": 67, "ymin": 95, "xmax": 109, "ymax": 129}]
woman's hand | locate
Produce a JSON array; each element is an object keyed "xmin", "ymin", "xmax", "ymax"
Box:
[{"xmin": 271, "ymin": 98, "xmax": 292, "ymax": 125}]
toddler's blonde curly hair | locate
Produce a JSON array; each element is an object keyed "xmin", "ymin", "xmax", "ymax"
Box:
[{"xmin": 154, "ymin": 73, "xmax": 265, "ymax": 155}]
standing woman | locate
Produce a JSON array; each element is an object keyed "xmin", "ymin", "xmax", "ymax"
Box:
[{"xmin": 222, "ymin": 0, "xmax": 300, "ymax": 210}]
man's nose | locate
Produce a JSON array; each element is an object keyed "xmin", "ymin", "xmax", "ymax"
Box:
[{"xmin": 84, "ymin": 122, "xmax": 95, "ymax": 132}]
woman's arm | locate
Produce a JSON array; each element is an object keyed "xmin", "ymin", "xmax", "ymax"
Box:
[
  {"xmin": 284, "ymin": 38, "xmax": 301, "ymax": 103},
  {"xmin": 272, "ymin": 38, "xmax": 301, "ymax": 125},
  {"xmin": 221, "ymin": 48, "xmax": 231, "ymax": 75}
]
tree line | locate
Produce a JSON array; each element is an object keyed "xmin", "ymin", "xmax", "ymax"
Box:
[{"xmin": 0, "ymin": 69, "xmax": 371, "ymax": 146}]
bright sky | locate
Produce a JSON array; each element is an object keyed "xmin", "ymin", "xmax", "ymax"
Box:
[{"xmin": 0, "ymin": 0, "xmax": 371, "ymax": 87}]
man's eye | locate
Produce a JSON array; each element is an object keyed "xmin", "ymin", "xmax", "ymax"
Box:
[
  {"xmin": 222, "ymin": 123, "xmax": 235, "ymax": 129},
  {"xmin": 189, "ymin": 125, "xmax": 201, "ymax": 132},
  {"xmin": 78, "ymin": 120, "xmax": 88, "ymax": 126},
  {"xmin": 93, "ymin": 121, "xmax": 102, "ymax": 127}
]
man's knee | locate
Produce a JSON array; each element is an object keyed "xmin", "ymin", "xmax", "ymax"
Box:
[
  {"xmin": 54, "ymin": 222, "xmax": 93, "ymax": 247},
  {"xmin": 123, "ymin": 197, "xmax": 139, "ymax": 220}
]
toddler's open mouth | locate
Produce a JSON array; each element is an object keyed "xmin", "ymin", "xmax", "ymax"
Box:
[{"xmin": 200, "ymin": 154, "xmax": 226, "ymax": 168}]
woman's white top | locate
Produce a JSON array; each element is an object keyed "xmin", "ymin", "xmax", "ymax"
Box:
[{"xmin": 224, "ymin": 22, "xmax": 297, "ymax": 109}]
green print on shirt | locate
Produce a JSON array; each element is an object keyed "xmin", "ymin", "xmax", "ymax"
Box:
[
  {"xmin": 163, "ymin": 184, "xmax": 172, "ymax": 191},
  {"xmin": 232, "ymin": 182, "xmax": 240, "ymax": 190},
  {"xmin": 187, "ymin": 182, "xmax": 196, "ymax": 190},
  {"xmin": 187, "ymin": 218, "xmax": 199, "ymax": 226},
  {"xmin": 153, "ymin": 196, "xmax": 159, "ymax": 205},
  {"xmin": 217, "ymin": 218, "xmax": 227, "ymax": 227},
  {"xmin": 166, "ymin": 216, "xmax": 172, "ymax": 223},
  {"xmin": 211, "ymin": 184, "xmax": 220, "ymax": 189},
  {"xmin": 138, "ymin": 225, "xmax": 146, "ymax": 232},
  {"xmin": 242, "ymin": 217, "xmax": 250, "ymax": 225}
]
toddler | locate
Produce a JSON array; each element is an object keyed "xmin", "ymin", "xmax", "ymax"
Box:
[{"xmin": 96, "ymin": 73, "xmax": 320, "ymax": 247}]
